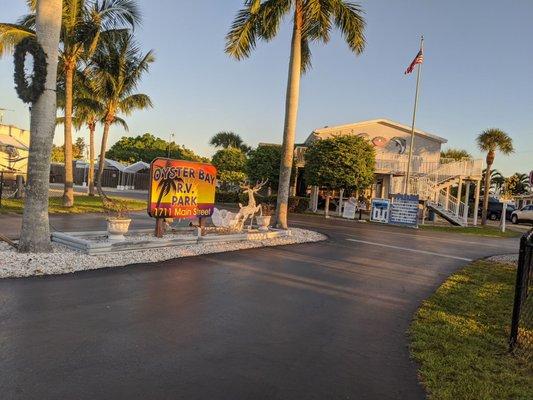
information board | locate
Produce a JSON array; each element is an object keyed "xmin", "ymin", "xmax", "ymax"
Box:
[
  {"xmin": 389, "ymin": 194, "xmax": 419, "ymax": 228},
  {"xmin": 371, "ymin": 198, "xmax": 391, "ymax": 223},
  {"xmin": 148, "ymin": 158, "xmax": 217, "ymax": 219}
]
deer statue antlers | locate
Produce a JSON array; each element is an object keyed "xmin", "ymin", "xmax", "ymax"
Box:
[{"xmin": 240, "ymin": 179, "xmax": 268, "ymax": 193}]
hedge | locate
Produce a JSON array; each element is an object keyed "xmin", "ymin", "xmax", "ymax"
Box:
[{"xmin": 215, "ymin": 191, "xmax": 309, "ymax": 213}]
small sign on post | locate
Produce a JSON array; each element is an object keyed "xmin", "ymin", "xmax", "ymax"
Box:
[{"xmin": 371, "ymin": 198, "xmax": 391, "ymax": 223}]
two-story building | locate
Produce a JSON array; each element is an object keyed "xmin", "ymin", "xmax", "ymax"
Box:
[{"xmin": 294, "ymin": 118, "xmax": 484, "ymax": 226}]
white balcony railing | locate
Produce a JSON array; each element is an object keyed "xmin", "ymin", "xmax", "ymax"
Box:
[{"xmin": 295, "ymin": 146, "xmax": 483, "ymax": 179}]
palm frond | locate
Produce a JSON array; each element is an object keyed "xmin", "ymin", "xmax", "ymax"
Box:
[
  {"xmin": 94, "ymin": 0, "xmax": 141, "ymax": 31},
  {"xmin": 0, "ymin": 23, "xmax": 34, "ymax": 55},
  {"xmin": 300, "ymin": 37, "xmax": 312, "ymax": 73},
  {"xmin": 118, "ymin": 93, "xmax": 153, "ymax": 115},
  {"xmin": 331, "ymin": 0, "xmax": 366, "ymax": 55},
  {"xmin": 303, "ymin": 0, "xmax": 332, "ymax": 42},
  {"xmin": 225, "ymin": 0, "xmax": 262, "ymax": 60},
  {"xmin": 112, "ymin": 116, "xmax": 129, "ymax": 131}
]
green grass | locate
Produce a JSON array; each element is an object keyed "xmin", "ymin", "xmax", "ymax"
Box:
[
  {"xmin": 420, "ymin": 224, "xmax": 521, "ymax": 238},
  {"xmin": 0, "ymin": 195, "xmax": 147, "ymax": 214},
  {"xmin": 409, "ymin": 260, "xmax": 533, "ymax": 400}
]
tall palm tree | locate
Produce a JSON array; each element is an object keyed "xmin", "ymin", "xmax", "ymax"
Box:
[
  {"xmin": 210, "ymin": 131, "xmax": 251, "ymax": 153},
  {"xmin": 18, "ymin": 0, "xmax": 62, "ymax": 253},
  {"xmin": 226, "ymin": 0, "xmax": 366, "ymax": 228},
  {"xmin": 87, "ymin": 32, "xmax": 154, "ymax": 196},
  {"xmin": 476, "ymin": 128, "xmax": 514, "ymax": 225},
  {"xmin": 1, "ymin": 0, "xmax": 140, "ymax": 207}
]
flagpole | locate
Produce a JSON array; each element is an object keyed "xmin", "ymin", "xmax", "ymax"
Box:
[{"xmin": 404, "ymin": 35, "xmax": 424, "ymax": 195}]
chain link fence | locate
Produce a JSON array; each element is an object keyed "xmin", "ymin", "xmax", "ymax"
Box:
[{"xmin": 509, "ymin": 229, "xmax": 533, "ymax": 361}]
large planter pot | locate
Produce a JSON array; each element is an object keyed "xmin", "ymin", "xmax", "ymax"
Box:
[
  {"xmin": 106, "ymin": 217, "xmax": 131, "ymax": 241},
  {"xmin": 256, "ymin": 215, "xmax": 271, "ymax": 232}
]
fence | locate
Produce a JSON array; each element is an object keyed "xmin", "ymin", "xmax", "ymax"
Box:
[
  {"xmin": 509, "ymin": 229, "xmax": 533, "ymax": 360},
  {"xmin": 49, "ymin": 163, "xmax": 150, "ymax": 190}
]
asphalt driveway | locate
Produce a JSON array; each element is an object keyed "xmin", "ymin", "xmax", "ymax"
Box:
[{"xmin": 0, "ymin": 214, "xmax": 519, "ymax": 399}]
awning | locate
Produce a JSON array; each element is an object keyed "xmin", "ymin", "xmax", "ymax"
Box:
[{"xmin": 0, "ymin": 135, "xmax": 28, "ymax": 151}]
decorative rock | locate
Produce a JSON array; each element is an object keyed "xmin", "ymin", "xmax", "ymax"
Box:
[{"xmin": 0, "ymin": 228, "xmax": 327, "ymax": 279}]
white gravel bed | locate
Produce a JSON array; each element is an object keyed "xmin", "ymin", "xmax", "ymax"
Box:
[
  {"xmin": 486, "ymin": 253, "xmax": 519, "ymax": 265},
  {"xmin": 0, "ymin": 228, "xmax": 327, "ymax": 279}
]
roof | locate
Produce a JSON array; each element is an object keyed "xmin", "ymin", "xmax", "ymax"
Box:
[
  {"xmin": 124, "ymin": 161, "xmax": 150, "ymax": 173},
  {"xmin": 86, "ymin": 158, "xmax": 127, "ymax": 171},
  {"xmin": 307, "ymin": 118, "xmax": 448, "ymax": 144},
  {"xmin": 0, "ymin": 135, "xmax": 28, "ymax": 150}
]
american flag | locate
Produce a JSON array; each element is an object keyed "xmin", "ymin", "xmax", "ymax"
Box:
[{"xmin": 404, "ymin": 50, "xmax": 424, "ymax": 74}]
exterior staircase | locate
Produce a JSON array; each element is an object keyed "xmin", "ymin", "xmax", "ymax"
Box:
[
  {"xmin": 426, "ymin": 190, "xmax": 466, "ymax": 226},
  {"xmin": 406, "ymin": 159, "xmax": 483, "ymax": 227}
]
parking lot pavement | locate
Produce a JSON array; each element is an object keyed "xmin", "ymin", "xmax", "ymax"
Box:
[{"xmin": 0, "ymin": 212, "xmax": 520, "ymax": 399}]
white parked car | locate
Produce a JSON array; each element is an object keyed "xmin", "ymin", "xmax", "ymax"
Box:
[{"xmin": 511, "ymin": 205, "xmax": 533, "ymax": 224}]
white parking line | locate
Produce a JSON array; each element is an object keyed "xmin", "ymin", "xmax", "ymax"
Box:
[{"xmin": 346, "ymin": 239, "xmax": 473, "ymax": 261}]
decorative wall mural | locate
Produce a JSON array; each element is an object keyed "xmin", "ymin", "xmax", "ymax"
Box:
[
  {"xmin": 372, "ymin": 136, "xmax": 388, "ymax": 147},
  {"xmin": 390, "ymin": 137, "xmax": 407, "ymax": 154},
  {"xmin": 353, "ymin": 132, "xmax": 406, "ymax": 154}
]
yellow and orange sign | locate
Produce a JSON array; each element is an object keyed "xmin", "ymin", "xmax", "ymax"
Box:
[{"xmin": 148, "ymin": 158, "xmax": 217, "ymax": 219}]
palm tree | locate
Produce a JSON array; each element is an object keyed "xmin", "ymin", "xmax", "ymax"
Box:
[
  {"xmin": 87, "ymin": 32, "xmax": 154, "ymax": 196},
  {"xmin": 18, "ymin": 0, "xmax": 62, "ymax": 253},
  {"xmin": 1, "ymin": 0, "xmax": 141, "ymax": 207},
  {"xmin": 57, "ymin": 70, "xmax": 125, "ymax": 196},
  {"xmin": 476, "ymin": 128, "xmax": 514, "ymax": 225},
  {"xmin": 210, "ymin": 131, "xmax": 251, "ymax": 153},
  {"xmin": 226, "ymin": 0, "xmax": 366, "ymax": 229},
  {"xmin": 440, "ymin": 148, "xmax": 472, "ymax": 161}
]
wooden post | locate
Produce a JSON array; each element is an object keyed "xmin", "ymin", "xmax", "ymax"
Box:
[
  {"xmin": 155, "ymin": 218, "xmax": 165, "ymax": 238},
  {"xmin": 15, "ymin": 175, "xmax": 24, "ymax": 199},
  {"xmin": 473, "ymin": 179, "xmax": 481, "ymax": 226}
]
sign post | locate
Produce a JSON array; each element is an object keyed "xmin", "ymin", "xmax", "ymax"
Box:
[{"xmin": 148, "ymin": 158, "xmax": 217, "ymax": 236}]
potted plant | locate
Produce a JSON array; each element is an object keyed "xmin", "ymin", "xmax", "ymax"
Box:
[
  {"xmin": 103, "ymin": 197, "xmax": 131, "ymax": 241},
  {"xmin": 256, "ymin": 204, "xmax": 273, "ymax": 231}
]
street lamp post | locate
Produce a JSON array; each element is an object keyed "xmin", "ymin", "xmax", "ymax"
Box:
[{"xmin": 167, "ymin": 133, "xmax": 175, "ymax": 158}]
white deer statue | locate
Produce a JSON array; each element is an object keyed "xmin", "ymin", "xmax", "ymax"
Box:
[{"xmin": 237, "ymin": 179, "xmax": 268, "ymax": 230}]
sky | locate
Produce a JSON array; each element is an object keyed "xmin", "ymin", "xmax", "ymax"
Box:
[{"xmin": 0, "ymin": 0, "xmax": 532, "ymax": 176}]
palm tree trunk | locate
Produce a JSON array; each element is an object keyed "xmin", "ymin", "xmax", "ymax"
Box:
[
  {"xmin": 481, "ymin": 160, "xmax": 493, "ymax": 226},
  {"xmin": 18, "ymin": 0, "xmax": 62, "ymax": 253},
  {"xmin": 88, "ymin": 123, "xmax": 95, "ymax": 196},
  {"xmin": 62, "ymin": 64, "xmax": 75, "ymax": 206},
  {"xmin": 275, "ymin": 1, "xmax": 303, "ymax": 229},
  {"xmin": 96, "ymin": 121, "xmax": 111, "ymax": 197}
]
